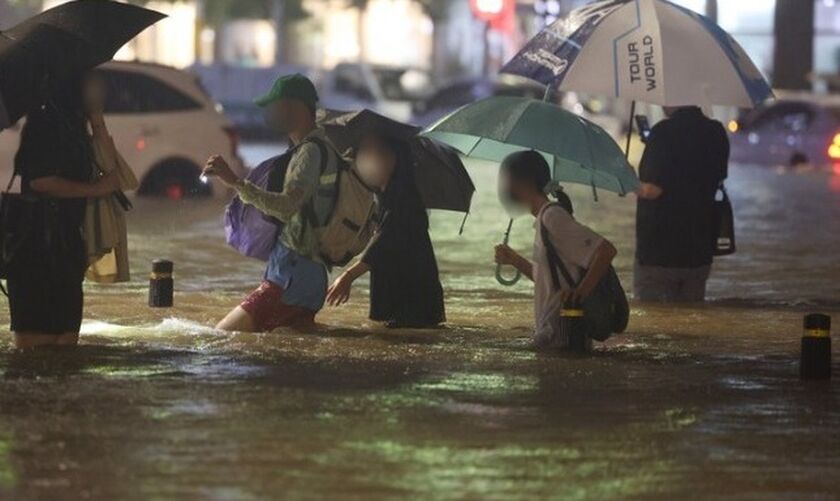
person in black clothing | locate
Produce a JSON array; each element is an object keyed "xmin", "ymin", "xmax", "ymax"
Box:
[
  {"xmin": 326, "ymin": 133, "xmax": 445, "ymax": 328},
  {"xmin": 7, "ymin": 73, "xmax": 120, "ymax": 349},
  {"xmin": 634, "ymin": 106, "xmax": 729, "ymax": 302}
]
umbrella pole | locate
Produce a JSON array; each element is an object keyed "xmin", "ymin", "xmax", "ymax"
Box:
[
  {"xmin": 495, "ymin": 218, "xmax": 521, "ymax": 287},
  {"xmin": 543, "ymin": 80, "xmax": 556, "ymax": 102},
  {"xmin": 624, "ymin": 100, "xmax": 636, "ymax": 159},
  {"xmin": 458, "ymin": 212, "xmax": 469, "ymax": 236}
]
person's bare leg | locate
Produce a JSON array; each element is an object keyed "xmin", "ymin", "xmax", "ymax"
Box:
[
  {"xmin": 13, "ymin": 332, "xmax": 60, "ymax": 349},
  {"xmin": 55, "ymin": 333, "xmax": 80, "ymax": 346},
  {"xmin": 216, "ymin": 306, "xmax": 257, "ymax": 332}
]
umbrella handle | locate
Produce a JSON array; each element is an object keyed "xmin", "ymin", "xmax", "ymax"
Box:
[{"xmin": 495, "ymin": 218, "xmax": 521, "ymax": 287}]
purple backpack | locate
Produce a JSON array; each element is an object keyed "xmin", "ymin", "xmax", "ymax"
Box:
[{"xmin": 224, "ymin": 155, "xmax": 286, "ymax": 261}]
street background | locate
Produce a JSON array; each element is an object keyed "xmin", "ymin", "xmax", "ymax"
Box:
[{"xmin": 1, "ymin": 1, "xmax": 840, "ymax": 499}]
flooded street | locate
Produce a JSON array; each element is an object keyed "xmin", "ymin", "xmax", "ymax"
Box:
[{"xmin": 1, "ymin": 147, "xmax": 839, "ymax": 499}]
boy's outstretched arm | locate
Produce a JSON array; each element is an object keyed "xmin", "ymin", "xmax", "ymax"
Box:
[
  {"xmin": 495, "ymin": 244, "xmax": 534, "ymax": 282},
  {"xmin": 567, "ymin": 240, "xmax": 617, "ymax": 304}
]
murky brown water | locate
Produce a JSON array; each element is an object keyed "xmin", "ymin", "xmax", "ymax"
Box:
[{"xmin": 1, "ymin": 154, "xmax": 839, "ymax": 500}]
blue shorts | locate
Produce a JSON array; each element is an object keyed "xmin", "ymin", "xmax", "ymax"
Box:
[{"xmin": 263, "ymin": 242, "xmax": 327, "ymax": 312}]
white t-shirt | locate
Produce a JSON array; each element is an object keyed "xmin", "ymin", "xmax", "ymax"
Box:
[{"xmin": 532, "ymin": 203, "xmax": 604, "ymax": 347}]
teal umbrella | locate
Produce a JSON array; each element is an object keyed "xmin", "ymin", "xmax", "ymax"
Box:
[
  {"xmin": 422, "ymin": 96, "xmax": 639, "ymax": 196},
  {"xmin": 422, "ymin": 95, "xmax": 638, "ymax": 286}
]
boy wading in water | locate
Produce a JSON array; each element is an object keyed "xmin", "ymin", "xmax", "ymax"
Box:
[
  {"xmin": 203, "ymin": 74, "xmax": 339, "ymax": 332},
  {"xmin": 493, "ymin": 151, "xmax": 618, "ymax": 349}
]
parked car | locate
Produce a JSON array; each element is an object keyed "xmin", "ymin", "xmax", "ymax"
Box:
[
  {"xmin": 729, "ymin": 94, "xmax": 840, "ymax": 168},
  {"xmin": 0, "ymin": 61, "xmax": 245, "ymax": 198},
  {"xmin": 318, "ymin": 63, "xmax": 432, "ymax": 123}
]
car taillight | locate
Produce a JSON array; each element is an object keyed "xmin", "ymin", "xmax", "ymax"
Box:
[
  {"xmin": 223, "ymin": 126, "xmax": 240, "ymax": 156},
  {"xmin": 828, "ymin": 133, "xmax": 840, "ymax": 160}
]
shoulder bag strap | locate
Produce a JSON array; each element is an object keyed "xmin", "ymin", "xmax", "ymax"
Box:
[
  {"xmin": 539, "ymin": 205, "xmax": 579, "ymax": 292},
  {"xmin": 300, "ymin": 136, "xmax": 330, "ymax": 175},
  {"xmin": 4, "ymin": 157, "xmax": 18, "ymax": 193}
]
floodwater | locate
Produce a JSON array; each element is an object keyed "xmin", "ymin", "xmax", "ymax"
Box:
[{"xmin": 0, "ymin": 146, "xmax": 839, "ymax": 500}]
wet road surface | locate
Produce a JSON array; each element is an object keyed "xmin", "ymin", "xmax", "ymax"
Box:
[{"xmin": 0, "ymin": 153, "xmax": 839, "ymax": 499}]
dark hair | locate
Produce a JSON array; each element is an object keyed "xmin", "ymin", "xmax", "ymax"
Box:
[
  {"xmin": 15, "ymin": 74, "xmax": 94, "ymax": 178},
  {"xmin": 381, "ymin": 136, "xmax": 414, "ymax": 178},
  {"xmin": 501, "ymin": 150, "xmax": 573, "ymax": 215}
]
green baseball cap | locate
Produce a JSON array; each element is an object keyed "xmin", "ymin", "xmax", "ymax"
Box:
[{"xmin": 254, "ymin": 73, "xmax": 319, "ymax": 109}]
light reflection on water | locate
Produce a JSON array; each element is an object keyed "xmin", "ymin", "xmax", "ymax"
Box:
[{"xmin": 0, "ymin": 152, "xmax": 839, "ymax": 499}]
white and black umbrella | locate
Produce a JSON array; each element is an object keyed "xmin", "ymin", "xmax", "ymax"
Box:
[{"xmin": 502, "ymin": 0, "xmax": 772, "ymax": 108}]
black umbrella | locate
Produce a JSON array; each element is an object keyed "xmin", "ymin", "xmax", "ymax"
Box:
[
  {"xmin": 0, "ymin": 0, "xmax": 165, "ymax": 127},
  {"xmin": 410, "ymin": 136, "xmax": 475, "ymax": 213},
  {"xmin": 323, "ymin": 109, "xmax": 420, "ymax": 153},
  {"xmin": 323, "ymin": 109, "xmax": 475, "ymax": 214}
]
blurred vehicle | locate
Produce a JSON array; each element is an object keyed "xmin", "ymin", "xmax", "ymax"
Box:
[
  {"xmin": 559, "ymin": 92, "xmax": 626, "ymax": 142},
  {"xmin": 0, "ymin": 61, "xmax": 245, "ymax": 198},
  {"xmin": 220, "ymin": 100, "xmax": 275, "ymax": 142},
  {"xmin": 191, "ymin": 63, "xmax": 313, "ymax": 142},
  {"xmin": 318, "ymin": 63, "xmax": 432, "ymax": 122},
  {"xmin": 411, "ymin": 75, "xmax": 545, "ymax": 128},
  {"xmin": 411, "ymin": 77, "xmax": 625, "ymax": 142},
  {"xmin": 729, "ymin": 94, "xmax": 840, "ymax": 168}
]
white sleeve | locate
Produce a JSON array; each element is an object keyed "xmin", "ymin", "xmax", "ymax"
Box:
[{"xmin": 542, "ymin": 206, "xmax": 604, "ymax": 270}]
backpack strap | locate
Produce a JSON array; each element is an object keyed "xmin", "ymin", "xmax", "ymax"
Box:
[
  {"xmin": 4, "ymin": 155, "xmax": 19, "ymax": 192},
  {"xmin": 539, "ymin": 203, "xmax": 579, "ymax": 292},
  {"xmin": 297, "ymin": 136, "xmax": 333, "ymax": 240}
]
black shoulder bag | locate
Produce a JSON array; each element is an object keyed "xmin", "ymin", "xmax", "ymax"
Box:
[
  {"xmin": 539, "ymin": 207, "xmax": 629, "ymax": 342},
  {"xmin": 0, "ymin": 168, "xmax": 42, "ymax": 289}
]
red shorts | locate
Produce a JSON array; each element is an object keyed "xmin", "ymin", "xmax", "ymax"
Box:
[{"xmin": 240, "ymin": 281, "xmax": 316, "ymax": 332}]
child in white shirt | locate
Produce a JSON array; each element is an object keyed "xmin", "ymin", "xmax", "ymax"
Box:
[{"xmin": 494, "ymin": 151, "xmax": 618, "ymax": 348}]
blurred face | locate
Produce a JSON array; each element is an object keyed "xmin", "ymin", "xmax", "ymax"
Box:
[
  {"xmin": 265, "ymin": 98, "xmax": 310, "ymax": 135},
  {"xmin": 498, "ymin": 168, "xmax": 532, "ymax": 217},
  {"xmin": 355, "ymin": 135, "xmax": 396, "ymax": 190},
  {"xmin": 83, "ymin": 72, "xmax": 107, "ymax": 114}
]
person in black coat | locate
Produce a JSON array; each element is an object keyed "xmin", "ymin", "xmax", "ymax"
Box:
[
  {"xmin": 326, "ymin": 133, "xmax": 445, "ymax": 328},
  {"xmin": 7, "ymin": 73, "xmax": 121, "ymax": 349}
]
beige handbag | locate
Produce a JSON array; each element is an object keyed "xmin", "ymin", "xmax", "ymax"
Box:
[{"xmin": 83, "ymin": 132, "xmax": 136, "ymax": 283}]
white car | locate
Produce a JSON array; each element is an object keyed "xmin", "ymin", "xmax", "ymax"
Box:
[{"xmin": 0, "ymin": 61, "xmax": 245, "ymax": 198}]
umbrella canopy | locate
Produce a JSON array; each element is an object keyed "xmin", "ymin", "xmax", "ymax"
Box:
[
  {"xmin": 323, "ymin": 109, "xmax": 475, "ymax": 213},
  {"xmin": 323, "ymin": 109, "xmax": 420, "ymax": 154},
  {"xmin": 409, "ymin": 137, "xmax": 475, "ymax": 213},
  {"xmin": 501, "ymin": 0, "xmax": 772, "ymax": 108},
  {"xmin": 0, "ymin": 24, "xmax": 89, "ymax": 128},
  {"xmin": 422, "ymin": 96, "xmax": 639, "ymax": 195},
  {"xmin": 0, "ymin": 0, "xmax": 165, "ymax": 127}
]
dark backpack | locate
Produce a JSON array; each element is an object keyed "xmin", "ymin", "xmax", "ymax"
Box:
[
  {"xmin": 263, "ymin": 136, "xmax": 337, "ymax": 227},
  {"xmin": 539, "ymin": 205, "xmax": 629, "ymax": 342}
]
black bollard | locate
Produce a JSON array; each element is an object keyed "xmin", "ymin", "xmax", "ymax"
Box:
[
  {"xmin": 800, "ymin": 313, "xmax": 831, "ymax": 380},
  {"xmin": 149, "ymin": 259, "xmax": 174, "ymax": 308},
  {"xmin": 559, "ymin": 303, "xmax": 588, "ymax": 352}
]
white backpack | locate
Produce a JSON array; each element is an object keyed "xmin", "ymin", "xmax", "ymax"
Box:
[{"xmin": 303, "ymin": 138, "xmax": 377, "ymax": 267}]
